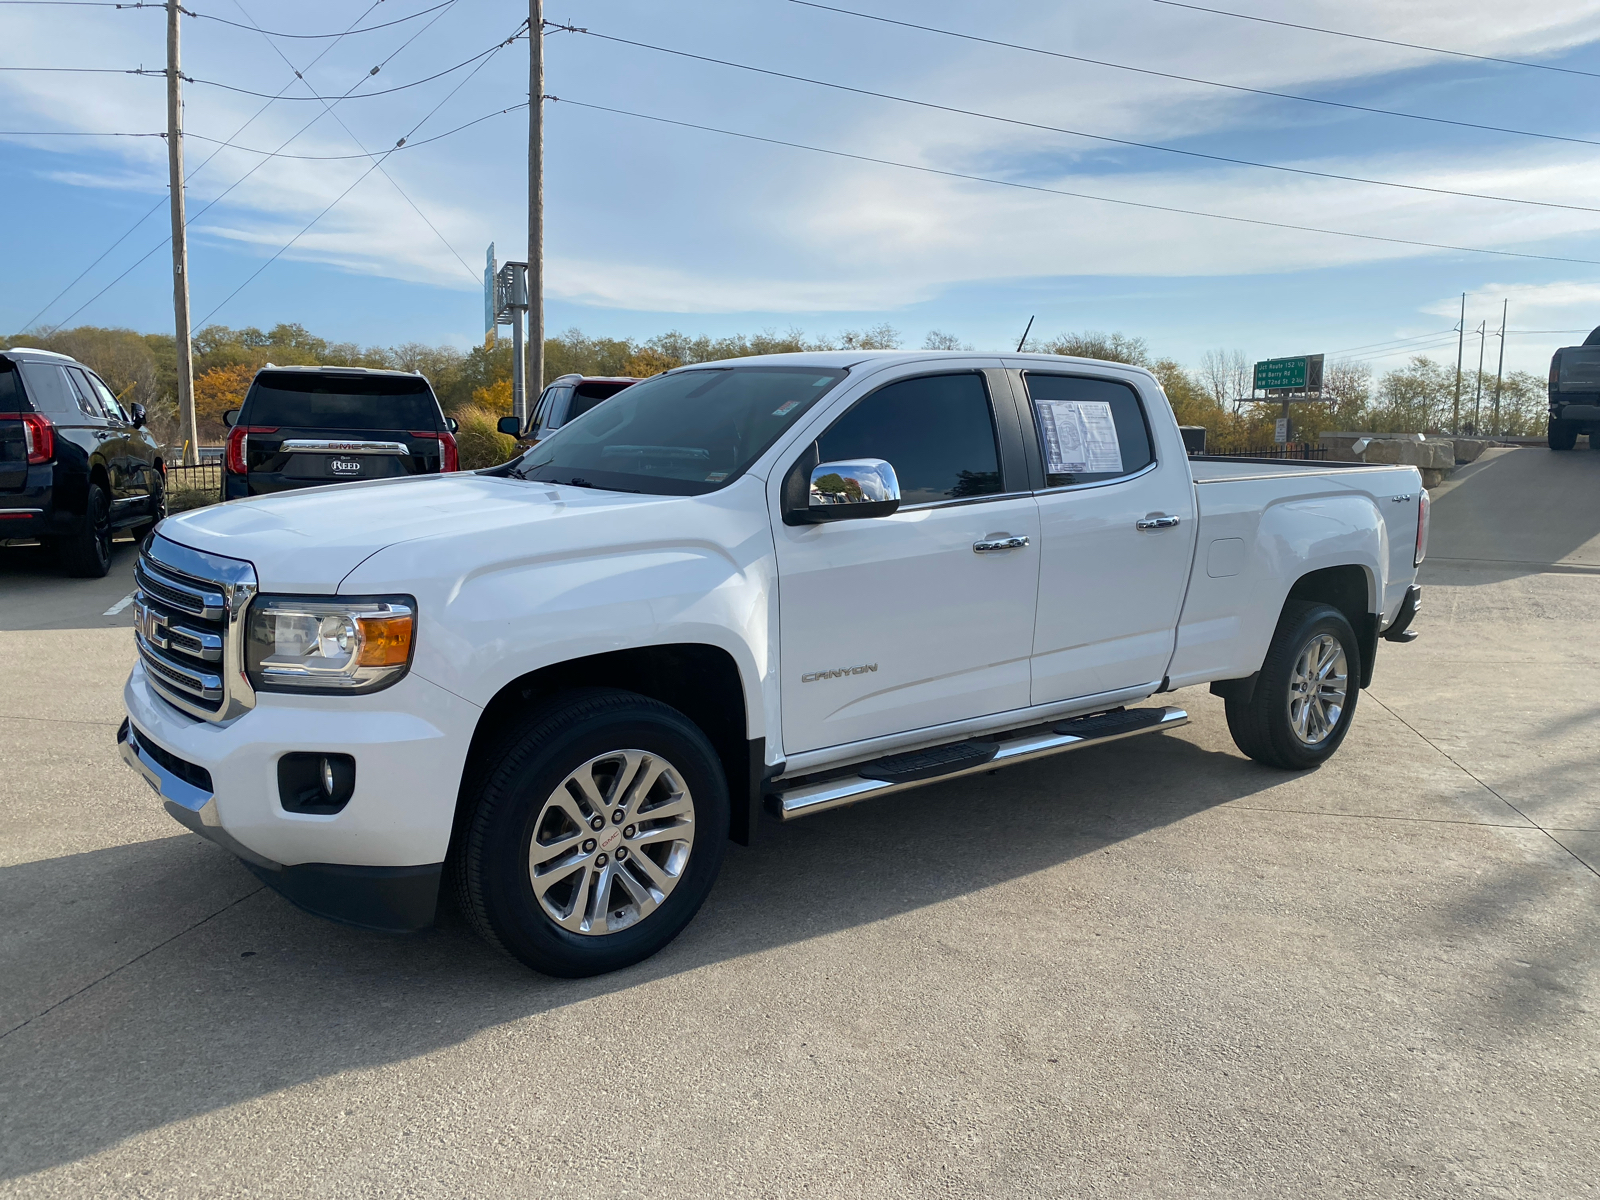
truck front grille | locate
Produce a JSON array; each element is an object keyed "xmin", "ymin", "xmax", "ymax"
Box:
[{"xmin": 133, "ymin": 536, "xmax": 258, "ymax": 722}]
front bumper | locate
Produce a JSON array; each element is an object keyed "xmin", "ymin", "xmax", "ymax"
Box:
[{"xmin": 120, "ymin": 661, "xmax": 481, "ymax": 931}]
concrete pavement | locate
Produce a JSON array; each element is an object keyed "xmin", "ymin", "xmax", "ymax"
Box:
[{"xmin": 0, "ymin": 447, "xmax": 1596, "ymax": 1198}]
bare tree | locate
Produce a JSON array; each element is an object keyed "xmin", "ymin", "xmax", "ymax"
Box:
[
  {"xmin": 922, "ymin": 330, "xmax": 971, "ymax": 351},
  {"xmin": 1198, "ymin": 348, "xmax": 1250, "ymax": 408}
]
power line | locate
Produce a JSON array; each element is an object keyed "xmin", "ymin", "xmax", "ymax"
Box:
[
  {"xmin": 194, "ymin": 18, "xmax": 517, "ymax": 326},
  {"xmin": 225, "ymin": 0, "xmax": 488, "ymax": 283},
  {"xmin": 131, "ymin": 32, "xmax": 527, "ymax": 100},
  {"xmin": 1150, "ymin": 0, "xmax": 1600, "ymax": 82},
  {"xmin": 781, "ymin": 2, "xmax": 1600, "ymax": 149},
  {"xmin": 550, "ymin": 96, "xmax": 1600, "ymax": 269},
  {"xmin": 0, "ymin": 129, "xmax": 162, "ymax": 136},
  {"xmin": 562, "ymin": 23, "xmax": 1600, "ymax": 215},
  {"xmin": 1327, "ymin": 328, "xmax": 1457, "ymax": 355},
  {"xmin": 189, "ymin": 1, "xmax": 456, "ymax": 39},
  {"xmin": 183, "ymin": 101, "xmax": 526, "ymax": 160},
  {"xmin": 29, "ymin": 0, "xmax": 394, "ymax": 330}
]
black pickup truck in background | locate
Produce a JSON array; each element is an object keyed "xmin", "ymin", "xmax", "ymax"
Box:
[
  {"xmin": 1, "ymin": 346, "xmax": 164, "ymax": 576},
  {"xmin": 223, "ymin": 366, "xmax": 459, "ymax": 500},
  {"xmin": 1547, "ymin": 325, "xmax": 1600, "ymax": 451}
]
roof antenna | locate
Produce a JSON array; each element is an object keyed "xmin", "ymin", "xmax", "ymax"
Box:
[{"xmin": 1016, "ymin": 315, "xmax": 1035, "ymax": 353}]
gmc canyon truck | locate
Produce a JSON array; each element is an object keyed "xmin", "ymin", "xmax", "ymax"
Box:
[{"xmin": 119, "ymin": 351, "xmax": 1428, "ymax": 977}]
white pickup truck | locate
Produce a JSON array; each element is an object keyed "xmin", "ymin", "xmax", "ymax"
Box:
[{"xmin": 119, "ymin": 351, "xmax": 1428, "ymax": 976}]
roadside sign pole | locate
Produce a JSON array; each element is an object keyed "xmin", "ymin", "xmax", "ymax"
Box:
[
  {"xmin": 1453, "ymin": 292, "xmax": 1465, "ymax": 434},
  {"xmin": 1473, "ymin": 320, "xmax": 1486, "ymax": 434},
  {"xmin": 166, "ymin": 0, "xmax": 197, "ymax": 465},
  {"xmin": 1492, "ymin": 299, "xmax": 1507, "ymax": 436},
  {"xmin": 528, "ymin": 0, "xmax": 544, "ymax": 412}
]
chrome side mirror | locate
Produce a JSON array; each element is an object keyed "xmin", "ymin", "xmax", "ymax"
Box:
[{"xmin": 800, "ymin": 458, "xmax": 900, "ymax": 523}]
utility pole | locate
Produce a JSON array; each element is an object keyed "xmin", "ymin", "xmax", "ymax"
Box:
[
  {"xmin": 526, "ymin": 0, "xmax": 544, "ymax": 422},
  {"xmin": 1472, "ymin": 321, "xmax": 1486, "ymax": 434},
  {"xmin": 1492, "ymin": 299, "xmax": 1507, "ymax": 436},
  {"xmin": 1452, "ymin": 292, "xmax": 1464, "ymax": 435},
  {"xmin": 167, "ymin": 0, "xmax": 197, "ymax": 464}
]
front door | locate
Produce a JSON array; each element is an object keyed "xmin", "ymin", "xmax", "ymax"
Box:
[
  {"xmin": 774, "ymin": 369, "xmax": 1040, "ymax": 756},
  {"xmin": 1021, "ymin": 370, "xmax": 1197, "ymax": 706}
]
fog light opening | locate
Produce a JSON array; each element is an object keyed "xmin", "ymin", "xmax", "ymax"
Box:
[{"xmin": 278, "ymin": 752, "xmax": 356, "ymax": 815}]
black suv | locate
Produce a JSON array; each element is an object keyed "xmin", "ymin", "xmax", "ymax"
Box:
[
  {"xmin": 1, "ymin": 347, "xmax": 164, "ymax": 576},
  {"xmin": 224, "ymin": 366, "xmax": 458, "ymax": 499},
  {"xmin": 498, "ymin": 373, "xmax": 639, "ymax": 442}
]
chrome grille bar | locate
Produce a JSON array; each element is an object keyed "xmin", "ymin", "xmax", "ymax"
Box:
[
  {"xmin": 137, "ymin": 634, "xmax": 224, "ymax": 704},
  {"xmin": 134, "ymin": 560, "xmax": 225, "ymax": 621},
  {"xmin": 135, "ymin": 535, "xmax": 258, "ymax": 723}
]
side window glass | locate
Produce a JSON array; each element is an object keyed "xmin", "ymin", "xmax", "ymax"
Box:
[
  {"xmin": 64, "ymin": 367, "xmax": 106, "ymax": 419},
  {"xmin": 817, "ymin": 372, "xmax": 1002, "ymax": 506},
  {"xmin": 543, "ymin": 386, "xmax": 573, "ymax": 430},
  {"xmin": 1024, "ymin": 373, "xmax": 1154, "ymax": 489},
  {"xmin": 0, "ymin": 364, "xmax": 24, "ymax": 414},
  {"xmin": 86, "ymin": 372, "xmax": 128, "ymax": 422},
  {"xmin": 16, "ymin": 363, "xmax": 81, "ymax": 418}
]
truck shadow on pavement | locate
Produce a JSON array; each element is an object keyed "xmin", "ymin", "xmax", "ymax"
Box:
[{"xmin": 1, "ymin": 732, "xmax": 1278, "ymax": 1180}]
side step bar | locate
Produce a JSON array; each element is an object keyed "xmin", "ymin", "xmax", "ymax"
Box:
[{"xmin": 766, "ymin": 706, "xmax": 1188, "ymax": 822}]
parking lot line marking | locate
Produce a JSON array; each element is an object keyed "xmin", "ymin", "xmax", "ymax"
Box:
[{"xmin": 104, "ymin": 593, "xmax": 135, "ymax": 616}]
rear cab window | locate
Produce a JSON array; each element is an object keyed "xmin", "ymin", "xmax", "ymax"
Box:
[
  {"xmin": 1558, "ymin": 349, "xmax": 1600, "ymax": 390},
  {"xmin": 1022, "ymin": 372, "xmax": 1155, "ymax": 489}
]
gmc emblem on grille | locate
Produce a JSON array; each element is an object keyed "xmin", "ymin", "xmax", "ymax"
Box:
[
  {"xmin": 330, "ymin": 459, "xmax": 362, "ymax": 474},
  {"xmin": 134, "ymin": 600, "xmax": 169, "ymax": 650}
]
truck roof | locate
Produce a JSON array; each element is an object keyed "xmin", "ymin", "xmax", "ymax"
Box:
[{"xmin": 678, "ymin": 349, "xmax": 1157, "ymax": 380}]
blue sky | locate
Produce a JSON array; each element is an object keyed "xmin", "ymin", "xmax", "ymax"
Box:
[{"xmin": 4, "ymin": 0, "xmax": 1599, "ymax": 379}]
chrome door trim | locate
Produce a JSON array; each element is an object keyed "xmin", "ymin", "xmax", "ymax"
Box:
[
  {"xmin": 1136, "ymin": 514, "xmax": 1182, "ymax": 530},
  {"xmin": 1029, "ymin": 460, "xmax": 1159, "ymax": 497},
  {"xmin": 894, "ymin": 489, "xmax": 1036, "ymax": 513},
  {"xmin": 974, "ymin": 535, "xmax": 1030, "ymax": 553}
]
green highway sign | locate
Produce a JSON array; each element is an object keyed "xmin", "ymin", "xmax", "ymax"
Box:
[{"xmin": 1254, "ymin": 356, "xmax": 1308, "ymax": 391}]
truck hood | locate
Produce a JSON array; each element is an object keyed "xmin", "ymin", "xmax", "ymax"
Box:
[{"xmin": 158, "ymin": 473, "xmax": 677, "ymax": 591}]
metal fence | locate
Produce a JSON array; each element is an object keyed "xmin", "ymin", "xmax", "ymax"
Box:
[{"xmin": 164, "ymin": 462, "xmax": 222, "ymax": 512}]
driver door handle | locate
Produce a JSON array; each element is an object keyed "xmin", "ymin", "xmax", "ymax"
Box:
[
  {"xmin": 974, "ymin": 535, "xmax": 1030, "ymax": 553},
  {"xmin": 1136, "ymin": 514, "xmax": 1181, "ymax": 530}
]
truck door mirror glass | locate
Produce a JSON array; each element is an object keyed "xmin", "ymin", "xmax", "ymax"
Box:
[
  {"xmin": 802, "ymin": 459, "xmax": 900, "ymax": 522},
  {"xmin": 446, "ymin": 417, "xmax": 460, "ymax": 433},
  {"xmin": 223, "ymin": 408, "xmax": 240, "ymax": 428},
  {"xmin": 495, "ymin": 416, "xmax": 520, "ymax": 437}
]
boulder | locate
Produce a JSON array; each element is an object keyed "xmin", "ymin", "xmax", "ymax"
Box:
[
  {"xmin": 1421, "ymin": 468, "xmax": 1448, "ymax": 489},
  {"xmin": 1452, "ymin": 438, "xmax": 1488, "ymax": 464}
]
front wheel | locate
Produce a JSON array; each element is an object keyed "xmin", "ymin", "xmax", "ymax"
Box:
[
  {"xmin": 1548, "ymin": 419, "xmax": 1578, "ymax": 450},
  {"xmin": 1225, "ymin": 601, "xmax": 1360, "ymax": 770},
  {"xmin": 454, "ymin": 688, "xmax": 729, "ymax": 977}
]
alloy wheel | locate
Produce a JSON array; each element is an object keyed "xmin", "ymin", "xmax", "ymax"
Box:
[
  {"xmin": 527, "ymin": 749, "xmax": 695, "ymax": 935},
  {"xmin": 1287, "ymin": 632, "xmax": 1347, "ymax": 746}
]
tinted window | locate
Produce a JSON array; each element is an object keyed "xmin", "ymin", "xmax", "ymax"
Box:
[
  {"xmin": 243, "ymin": 372, "xmax": 443, "ymax": 430},
  {"xmin": 1024, "ymin": 373, "xmax": 1154, "ymax": 488},
  {"xmin": 1559, "ymin": 349, "xmax": 1600, "ymax": 389},
  {"xmin": 517, "ymin": 366, "xmax": 847, "ymax": 496},
  {"xmin": 16, "ymin": 362, "xmax": 85, "ymax": 419},
  {"xmin": 83, "ymin": 371, "xmax": 128, "ymax": 421},
  {"xmin": 0, "ymin": 362, "xmax": 24, "ymax": 414},
  {"xmin": 817, "ymin": 373, "xmax": 1001, "ymax": 506},
  {"xmin": 567, "ymin": 381, "xmax": 631, "ymax": 423}
]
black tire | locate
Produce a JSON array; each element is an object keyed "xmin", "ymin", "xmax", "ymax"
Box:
[
  {"xmin": 1225, "ymin": 601, "xmax": 1361, "ymax": 770},
  {"xmin": 56, "ymin": 481, "xmax": 113, "ymax": 577},
  {"xmin": 1548, "ymin": 419, "xmax": 1578, "ymax": 451},
  {"xmin": 129, "ymin": 468, "xmax": 166, "ymax": 544},
  {"xmin": 454, "ymin": 688, "xmax": 729, "ymax": 977},
  {"xmin": 1589, "ymin": 433, "xmax": 1600, "ymax": 451}
]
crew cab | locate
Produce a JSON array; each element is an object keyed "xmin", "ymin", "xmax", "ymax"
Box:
[
  {"xmin": 222, "ymin": 365, "xmax": 458, "ymax": 499},
  {"xmin": 1547, "ymin": 325, "xmax": 1600, "ymax": 450},
  {"xmin": 2, "ymin": 346, "xmax": 164, "ymax": 576},
  {"xmin": 119, "ymin": 351, "xmax": 1427, "ymax": 977}
]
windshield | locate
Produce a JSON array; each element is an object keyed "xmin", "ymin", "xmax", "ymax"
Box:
[
  {"xmin": 1559, "ymin": 349, "xmax": 1600, "ymax": 389},
  {"xmin": 244, "ymin": 373, "xmax": 442, "ymax": 430},
  {"xmin": 510, "ymin": 366, "xmax": 848, "ymax": 495}
]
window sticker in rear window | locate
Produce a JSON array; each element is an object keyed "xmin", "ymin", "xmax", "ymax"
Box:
[{"xmin": 1036, "ymin": 400, "xmax": 1122, "ymax": 475}]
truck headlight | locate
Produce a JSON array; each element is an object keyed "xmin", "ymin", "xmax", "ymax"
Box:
[{"xmin": 245, "ymin": 596, "xmax": 415, "ymax": 694}]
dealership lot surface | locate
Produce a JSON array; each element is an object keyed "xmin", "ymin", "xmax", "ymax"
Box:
[{"xmin": 1, "ymin": 447, "xmax": 1596, "ymax": 1198}]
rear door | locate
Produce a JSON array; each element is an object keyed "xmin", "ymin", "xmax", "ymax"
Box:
[{"xmin": 1018, "ymin": 368, "xmax": 1197, "ymax": 706}]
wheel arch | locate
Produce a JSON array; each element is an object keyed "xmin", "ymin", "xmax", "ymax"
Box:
[
  {"xmin": 1285, "ymin": 563, "xmax": 1378, "ymax": 688},
  {"xmin": 451, "ymin": 642, "xmax": 762, "ymax": 861}
]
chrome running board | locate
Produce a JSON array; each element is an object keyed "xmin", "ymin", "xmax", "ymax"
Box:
[{"xmin": 766, "ymin": 705, "xmax": 1188, "ymax": 821}]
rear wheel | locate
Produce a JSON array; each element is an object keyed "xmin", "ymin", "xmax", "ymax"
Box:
[
  {"xmin": 1548, "ymin": 419, "xmax": 1578, "ymax": 450},
  {"xmin": 1225, "ymin": 601, "xmax": 1360, "ymax": 770},
  {"xmin": 56, "ymin": 481, "xmax": 113, "ymax": 577},
  {"xmin": 454, "ymin": 688, "xmax": 729, "ymax": 977}
]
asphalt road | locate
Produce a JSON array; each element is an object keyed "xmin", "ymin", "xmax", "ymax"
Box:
[{"xmin": 1, "ymin": 447, "xmax": 1596, "ymax": 1198}]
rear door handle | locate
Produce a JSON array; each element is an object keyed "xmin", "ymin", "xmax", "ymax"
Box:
[
  {"xmin": 1136, "ymin": 514, "xmax": 1181, "ymax": 530},
  {"xmin": 974, "ymin": 535, "xmax": 1030, "ymax": 553}
]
